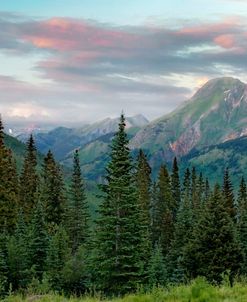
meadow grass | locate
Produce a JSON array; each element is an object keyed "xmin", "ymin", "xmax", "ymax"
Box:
[{"xmin": 3, "ymin": 278, "xmax": 247, "ymax": 302}]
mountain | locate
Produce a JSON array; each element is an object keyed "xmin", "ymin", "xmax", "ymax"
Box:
[
  {"xmin": 23, "ymin": 114, "xmax": 148, "ymax": 160},
  {"xmin": 180, "ymin": 135, "xmax": 247, "ymax": 186},
  {"xmin": 61, "ymin": 77, "xmax": 247, "ymax": 183},
  {"xmin": 4, "ymin": 133, "xmax": 27, "ymax": 170},
  {"xmin": 131, "ymin": 77, "xmax": 247, "ymax": 163},
  {"xmin": 61, "ymin": 126, "xmax": 142, "ymax": 181}
]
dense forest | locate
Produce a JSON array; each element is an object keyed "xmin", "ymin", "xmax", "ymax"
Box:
[{"xmin": 0, "ymin": 114, "xmax": 247, "ymax": 298}]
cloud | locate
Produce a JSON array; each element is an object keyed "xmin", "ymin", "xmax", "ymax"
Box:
[{"xmin": 0, "ymin": 13, "xmax": 247, "ymax": 124}]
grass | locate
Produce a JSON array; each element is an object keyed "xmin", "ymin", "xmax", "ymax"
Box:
[{"xmin": 3, "ymin": 278, "xmax": 247, "ymax": 302}]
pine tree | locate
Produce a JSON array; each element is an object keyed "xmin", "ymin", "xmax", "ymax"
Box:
[
  {"xmin": 171, "ymin": 157, "xmax": 181, "ymax": 218},
  {"xmin": 19, "ymin": 135, "xmax": 39, "ymax": 221},
  {"xmin": 205, "ymin": 178, "xmax": 210, "ymax": 202},
  {"xmin": 62, "ymin": 245, "xmax": 89, "ymax": 295},
  {"xmin": 222, "ymin": 168, "xmax": 236, "ymax": 220},
  {"xmin": 66, "ymin": 150, "xmax": 89, "ymax": 254},
  {"xmin": 0, "ymin": 117, "xmax": 19, "ymax": 232},
  {"xmin": 0, "ymin": 250, "xmax": 8, "ymax": 297},
  {"xmin": 184, "ymin": 184, "xmax": 243, "ymax": 284},
  {"xmin": 46, "ymin": 227, "xmax": 70, "ymax": 291},
  {"xmin": 152, "ymin": 165, "xmax": 174, "ymax": 257},
  {"xmin": 147, "ymin": 243, "xmax": 167, "ymax": 287},
  {"xmin": 168, "ymin": 187, "xmax": 193, "ymax": 283},
  {"xmin": 41, "ymin": 150, "xmax": 66, "ymax": 230},
  {"xmin": 93, "ymin": 114, "xmax": 143, "ymax": 295},
  {"xmin": 29, "ymin": 201, "xmax": 48, "ymax": 280},
  {"xmin": 237, "ymin": 177, "xmax": 247, "ymax": 274},
  {"xmin": 238, "ymin": 177, "xmax": 247, "ymax": 218},
  {"xmin": 7, "ymin": 210, "xmax": 30, "ymax": 290},
  {"xmin": 135, "ymin": 149, "xmax": 152, "ymax": 278}
]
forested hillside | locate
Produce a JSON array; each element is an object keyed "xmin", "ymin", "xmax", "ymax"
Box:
[{"xmin": 1, "ymin": 115, "xmax": 247, "ymax": 299}]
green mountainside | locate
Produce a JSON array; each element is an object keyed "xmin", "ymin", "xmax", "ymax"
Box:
[
  {"xmin": 131, "ymin": 77, "xmax": 247, "ymax": 161},
  {"xmin": 4, "ymin": 133, "xmax": 28, "ymax": 170},
  {"xmin": 61, "ymin": 77, "xmax": 247, "ymax": 184},
  {"xmin": 180, "ymin": 135, "xmax": 247, "ymax": 186}
]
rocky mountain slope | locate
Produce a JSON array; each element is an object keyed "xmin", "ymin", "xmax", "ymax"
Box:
[{"xmin": 131, "ymin": 77, "xmax": 247, "ymax": 163}]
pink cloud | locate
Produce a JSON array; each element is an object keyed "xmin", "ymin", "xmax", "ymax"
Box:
[
  {"xmin": 22, "ymin": 17, "xmax": 139, "ymax": 53},
  {"xmin": 214, "ymin": 34, "xmax": 235, "ymax": 49}
]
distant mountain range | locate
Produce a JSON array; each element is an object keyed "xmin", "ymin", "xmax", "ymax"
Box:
[
  {"xmin": 16, "ymin": 114, "xmax": 149, "ymax": 160},
  {"xmin": 5, "ymin": 77, "xmax": 247, "ymax": 186}
]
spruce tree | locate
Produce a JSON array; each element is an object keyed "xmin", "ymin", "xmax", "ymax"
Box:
[
  {"xmin": 19, "ymin": 135, "xmax": 39, "ymax": 221},
  {"xmin": 29, "ymin": 201, "xmax": 48, "ymax": 280},
  {"xmin": 147, "ymin": 243, "xmax": 167, "ymax": 287},
  {"xmin": 7, "ymin": 210, "xmax": 30, "ymax": 290},
  {"xmin": 168, "ymin": 186, "xmax": 193, "ymax": 283},
  {"xmin": 41, "ymin": 150, "xmax": 66, "ymax": 230},
  {"xmin": 237, "ymin": 177, "xmax": 247, "ymax": 274},
  {"xmin": 93, "ymin": 114, "xmax": 142, "ymax": 295},
  {"xmin": 0, "ymin": 250, "xmax": 8, "ymax": 297},
  {"xmin": 222, "ymin": 168, "xmax": 236, "ymax": 220},
  {"xmin": 46, "ymin": 227, "xmax": 70, "ymax": 291},
  {"xmin": 171, "ymin": 157, "xmax": 181, "ymax": 218},
  {"xmin": 184, "ymin": 184, "xmax": 243, "ymax": 284},
  {"xmin": 152, "ymin": 165, "xmax": 174, "ymax": 257},
  {"xmin": 136, "ymin": 149, "xmax": 152, "ymax": 279},
  {"xmin": 67, "ymin": 150, "xmax": 89, "ymax": 254},
  {"xmin": 0, "ymin": 117, "xmax": 19, "ymax": 232}
]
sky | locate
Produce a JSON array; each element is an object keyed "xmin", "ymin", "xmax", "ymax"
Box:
[{"xmin": 1, "ymin": 0, "xmax": 247, "ymax": 126}]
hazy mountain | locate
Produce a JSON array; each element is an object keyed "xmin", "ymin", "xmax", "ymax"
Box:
[{"xmin": 18, "ymin": 114, "xmax": 149, "ymax": 160}]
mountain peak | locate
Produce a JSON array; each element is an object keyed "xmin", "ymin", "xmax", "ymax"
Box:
[{"xmin": 193, "ymin": 77, "xmax": 245, "ymax": 100}]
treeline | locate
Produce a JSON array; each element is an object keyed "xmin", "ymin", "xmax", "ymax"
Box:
[{"xmin": 0, "ymin": 115, "xmax": 247, "ymax": 297}]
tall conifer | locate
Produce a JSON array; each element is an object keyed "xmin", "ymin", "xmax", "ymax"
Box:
[
  {"xmin": 0, "ymin": 117, "xmax": 19, "ymax": 232},
  {"xmin": 171, "ymin": 157, "xmax": 181, "ymax": 218},
  {"xmin": 67, "ymin": 150, "xmax": 89, "ymax": 253},
  {"xmin": 184, "ymin": 184, "xmax": 243, "ymax": 284},
  {"xmin": 93, "ymin": 114, "xmax": 142, "ymax": 295},
  {"xmin": 222, "ymin": 168, "xmax": 236, "ymax": 220},
  {"xmin": 41, "ymin": 150, "xmax": 66, "ymax": 229},
  {"xmin": 19, "ymin": 134, "xmax": 39, "ymax": 221}
]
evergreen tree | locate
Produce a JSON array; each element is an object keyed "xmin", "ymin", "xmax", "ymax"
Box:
[
  {"xmin": 93, "ymin": 114, "xmax": 142, "ymax": 295},
  {"xmin": 136, "ymin": 149, "xmax": 152, "ymax": 278},
  {"xmin": 0, "ymin": 234, "xmax": 8, "ymax": 297},
  {"xmin": 0, "ymin": 249, "xmax": 8, "ymax": 297},
  {"xmin": 46, "ymin": 227, "xmax": 70, "ymax": 291},
  {"xmin": 29, "ymin": 201, "xmax": 48, "ymax": 280},
  {"xmin": 171, "ymin": 157, "xmax": 181, "ymax": 218},
  {"xmin": 66, "ymin": 150, "xmax": 89, "ymax": 254},
  {"xmin": 238, "ymin": 177, "xmax": 247, "ymax": 219},
  {"xmin": 152, "ymin": 165, "xmax": 174, "ymax": 257},
  {"xmin": 184, "ymin": 184, "xmax": 243, "ymax": 284},
  {"xmin": 222, "ymin": 168, "xmax": 236, "ymax": 220},
  {"xmin": 205, "ymin": 178, "xmax": 210, "ymax": 202},
  {"xmin": 7, "ymin": 210, "xmax": 30, "ymax": 290},
  {"xmin": 41, "ymin": 150, "xmax": 66, "ymax": 230},
  {"xmin": 19, "ymin": 135, "xmax": 39, "ymax": 221},
  {"xmin": 62, "ymin": 246, "xmax": 89, "ymax": 295},
  {"xmin": 237, "ymin": 177, "xmax": 247, "ymax": 274},
  {"xmin": 147, "ymin": 243, "xmax": 167, "ymax": 287},
  {"xmin": 168, "ymin": 187, "xmax": 193, "ymax": 283},
  {"xmin": 0, "ymin": 117, "xmax": 19, "ymax": 232}
]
